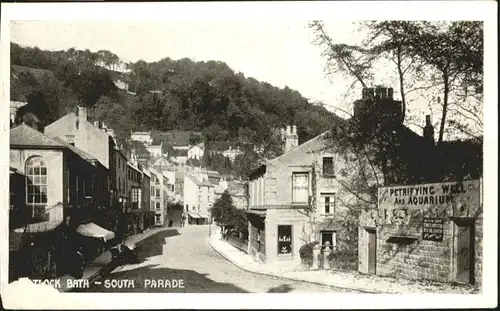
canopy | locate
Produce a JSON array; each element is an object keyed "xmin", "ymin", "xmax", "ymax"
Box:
[
  {"xmin": 77, "ymin": 222, "xmax": 115, "ymax": 241},
  {"xmin": 198, "ymin": 213, "xmax": 210, "ymax": 219},
  {"xmin": 188, "ymin": 212, "xmax": 202, "ymax": 219}
]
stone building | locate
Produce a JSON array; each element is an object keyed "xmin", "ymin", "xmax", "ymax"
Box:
[
  {"xmin": 246, "ymin": 125, "xmax": 343, "ymax": 268},
  {"xmin": 9, "ymin": 124, "xmax": 111, "ymax": 280},
  {"xmin": 358, "ymin": 179, "xmax": 482, "ymax": 285},
  {"xmin": 244, "ymin": 86, "xmax": 470, "ymax": 270}
]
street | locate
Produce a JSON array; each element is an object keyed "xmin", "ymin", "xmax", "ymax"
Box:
[{"xmin": 80, "ymin": 225, "xmax": 355, "ymax": 293}]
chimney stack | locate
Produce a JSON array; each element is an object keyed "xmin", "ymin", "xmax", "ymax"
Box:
[
  {"xmin": 423, "ymin": 115, "xmax": 435, "ymax": 145},
  {"xmin": 77, "ymin": 106, "xmax": 87, "ymax": 122},
  {"xmin": 388, "ymin": 88, "xmax": 394, "ymax": 100},
  {"xmin": 284, "ymin": 124, "xmax": 299, "ymax": 153},
  {"xmin": 375, "ymin": 86, "xmax": 386, "ymax": 99}
]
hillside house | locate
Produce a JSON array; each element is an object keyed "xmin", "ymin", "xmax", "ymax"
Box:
[
  {"xmin": 130, "ymin": 131, "xmax": 153, "ymax": 145},
  {"xmin": 188, "ymin": 143, "xmax": 204, "ymax": 160}
]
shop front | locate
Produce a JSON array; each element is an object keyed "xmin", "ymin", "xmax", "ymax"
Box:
[
  {"xmin": 247, "ymin": 207, "xmax": 310, "ymax": 270},
  {"xmin": 358, "ymin": 179, "xmax": 482, "ymax": 285}
]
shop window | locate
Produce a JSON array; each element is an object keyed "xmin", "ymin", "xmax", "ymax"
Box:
[
  {"xmin": 292, "ymin": 172, "xmax": 309, "ymax": 203},
  {"xmin": 323, "ymin": 157, "xmax": 334, "ymax": 176},
  {"xmin": 321, "ymin": 193, "xmax": 336, "ymax": 214},
  {"xmin": 277, "ymin": 225, "xmax": 292, "ymax": 256}
]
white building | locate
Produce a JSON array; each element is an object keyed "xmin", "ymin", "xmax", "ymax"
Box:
[
  {"xmin": 146, "ymin": 142, "xmax": 162, "ymax": 158},
  {"xmin": 130, "ymin": 131, "xmax": 153, "ymax": 145},
  {"xmin": 183, "ymin": 174, "xmax": 215, "ymax": 225},
  {"xmin": 188, "ymin": 143, "xmax": 204, "ymax": 160}
]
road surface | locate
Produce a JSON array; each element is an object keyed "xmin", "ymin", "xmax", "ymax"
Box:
[{"xmin": 83, "ymin": 225, "xmax": 355, "ymax": 293}]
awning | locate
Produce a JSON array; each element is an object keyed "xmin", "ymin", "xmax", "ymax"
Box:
[
  {"xmin": 188, "ymin": 212, "xmax": 202, "ymax": 219},
  {"xmin": 13, "ymin": 219, "xmax": 63, "ymax": 234},
  {"xmin": 77, "ymin": 222, "xmax": 115, "ymax": 241},
  {"xmin": 198, "ymin": 213, "xmax": 209, "ymax": 219}
]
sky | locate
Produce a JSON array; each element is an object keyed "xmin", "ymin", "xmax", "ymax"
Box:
[{"xmin": 9, "ymin": 20, "xmax": 363, "ymax": 114}]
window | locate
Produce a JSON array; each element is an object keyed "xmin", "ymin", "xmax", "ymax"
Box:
[
  {"xmin": 131, "ymin": 188, "xmax": 139, "ymax": 203},
  {"xmin": 155, "ymin": 215, "xmax": 161, "ymax": 223},
  {"xmin": 155, "ymin": 189, "xmax": 160, "ymax": 198},
  {"xmin": 155, "ymin": 202, "xmax": 161, "ymax": 211},
  {"xmin": 277, "ymin": 225, "xmax": 292, "ymax": 256},
  {"xmin": 320, "ymin": 231, "xmax": 337, "ymax": 251},
  {"xmin": 292, "ymin": 172, "xmax": 309, "ymax": 203},
  {"xmin": 25, "ymin": 156, "xmax": 48, "ymax": 205},
  {"xmin": 151, "ymin": 186, "xmax": 154, "ymax": 195},
  {"xmin": 171, "ymin": 185, "xmax": 174, "ymax": 192},
  {"xmin": 321, "ymin": 193, "xmax": 336, "ymax": 214},
  {"xmin": 323, "ymin": 157, "xmax": 334, "ymax": 176}
]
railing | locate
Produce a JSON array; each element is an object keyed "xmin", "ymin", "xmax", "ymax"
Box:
[{"xmin": 226, "ymin": 234, "xmax": 248, "ymax": 254}]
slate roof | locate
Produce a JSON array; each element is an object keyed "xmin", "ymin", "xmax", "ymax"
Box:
[
  {"xmin": 52, "ymin": 137, "xmax": 98, "ymax": 162},
  {"xmin": 10, "ymin": 124, "xmax": 67, "ymax": 149}
]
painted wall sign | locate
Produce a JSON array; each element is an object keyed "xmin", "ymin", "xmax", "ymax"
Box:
[
  {"xmin": 277, "ymin": 225, "xmax": 292, "ymax": 255},
  {"xmin": 378, "ymin": 180, "xmax": 481, "ymax": 217},
  {"xmin": 422, "ymin": 217, "xmax": 444, "ymax": 241}
]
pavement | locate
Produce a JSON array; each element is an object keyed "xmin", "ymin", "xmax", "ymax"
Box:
[
  {"xmin": 58, "ymin": 226, "xmax": 170, "ymax": 292},
  {"xmin": 79, "ymin": 225, "xmax": 353, "ymax": 293},
  {"xmin": 207, "ymin": 228, "xmax": 481, "ymax": 294}
]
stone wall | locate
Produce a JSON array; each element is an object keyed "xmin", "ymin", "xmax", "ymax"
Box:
[{"xmin": 359, "ymin": 179, "xmax": 482, "ymax": 285}]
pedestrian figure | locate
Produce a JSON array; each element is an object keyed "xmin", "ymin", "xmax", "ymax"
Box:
[{"xmin": 71, "ymin": 246, "xmax": 85, "ymax": 279}]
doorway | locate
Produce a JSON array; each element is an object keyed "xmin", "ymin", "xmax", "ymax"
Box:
[
  {"xmin": 454, "ymin": 219, "xmax": 475, "ymax": 284},
  {"xmin": 367, "ymin": 229, "xmax": 377, "ymax": 274}
]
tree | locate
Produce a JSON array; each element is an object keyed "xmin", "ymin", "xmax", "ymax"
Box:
[
  {"xmin": 404, "ymin": 21, "xmax": 483, "ymax": 143},
  {"xmin": 211, "ymin": 191, "xmax": 236, "ymax": 235},
  {"xmin": 310, "ymin": 21, "xmax": 483, "ymax": 142}
]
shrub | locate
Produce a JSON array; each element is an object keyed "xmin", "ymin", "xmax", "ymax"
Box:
[
  {"xmin": 327, "ymin": 249, "xmax": 358, "ymax": 271},
  {"xmin": 299, "ymin": 241, "xmax": 319, "ymax": 266}
]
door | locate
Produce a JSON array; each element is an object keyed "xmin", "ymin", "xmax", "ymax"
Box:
[
  {"xmin": 456, "ymin": 220, "xmax": 475, "ymax": 284},
  {"xmin": 367, "ymin": 229, "xmax": 377, "ymax": 274}
]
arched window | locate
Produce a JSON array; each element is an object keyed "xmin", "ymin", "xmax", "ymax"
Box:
[{"xmin": 25, "ymin": 156, "xmax": 48, "ymax": 205}]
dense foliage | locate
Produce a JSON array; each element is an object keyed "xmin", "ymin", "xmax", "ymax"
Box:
[
  {"xmin": 11, "ymin": 42, "xmax": 340, "ymax": 177},
  {"xmin": 210, "ymin": 191, "xmax": 247, "ymax": 234}
]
